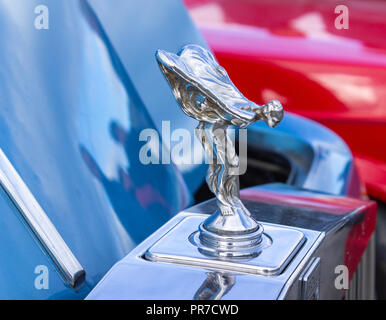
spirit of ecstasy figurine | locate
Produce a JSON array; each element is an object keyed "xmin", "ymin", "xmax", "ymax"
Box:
[{"xmin": 156, "ymin": 45, "xmax": 283, "ymax": 257}]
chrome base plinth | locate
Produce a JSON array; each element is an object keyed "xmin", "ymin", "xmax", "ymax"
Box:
[
  {"xmin": 203, "ymin": 205, "xmax": 261, "ymax": 234},
  {"xmin": 197, "ymin": 222, "xmax": 264, "ymax": 258},
  {"xmin": 145, "ymin": 215, "xmax": 306, "ymax": 276},
  {"xmin": 197, "ymin": 204, "xmax": 265, "ymax": 258}
]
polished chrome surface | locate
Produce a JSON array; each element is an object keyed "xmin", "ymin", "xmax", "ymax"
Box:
[
  {"xmin": 145, "ymin": 215, "xmax": 306, "ymax": 276},
  {"xmin": 0, "ymin": 148, "xmax": 85, "ymax": 288},
  {"xmin": 86, "ymin": 202, "xmax": 322, "ymax": 300},
  {"xmin": 87, "ymin": 184, "xmax": 374, "ymax": 300},
  {"xmin": 156, "ymin": 44, "xmax": 284, "ymax": 257}
]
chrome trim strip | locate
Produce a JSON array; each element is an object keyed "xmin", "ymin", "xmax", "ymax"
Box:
[{"xmin": 0, "ymin": 149, "xmax": 85, "ymax": 288}]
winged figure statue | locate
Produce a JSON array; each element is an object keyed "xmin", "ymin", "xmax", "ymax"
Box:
[{"xmin": 156, "ymin": 44, "xmax": 283, "ymax": 241}]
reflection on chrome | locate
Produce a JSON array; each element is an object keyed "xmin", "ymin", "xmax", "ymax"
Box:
[{"xmin": 194, "ymin": 272, "xmax": 235, "ymax": 300}]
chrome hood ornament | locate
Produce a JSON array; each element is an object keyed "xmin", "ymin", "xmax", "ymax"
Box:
[{"xmin": 156, "ymin": 45, "xmax": 283, "ymax": 257}]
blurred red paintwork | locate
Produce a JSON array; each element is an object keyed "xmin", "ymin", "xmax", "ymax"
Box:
[{"xmin": 185, "ymin": 0, "xmax": 386, "ymax": 201}]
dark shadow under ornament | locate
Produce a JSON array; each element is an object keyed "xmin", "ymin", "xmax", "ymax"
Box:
[{"xmin": 156, "ymin": 45, "xmax": 284, "ymax": 258}]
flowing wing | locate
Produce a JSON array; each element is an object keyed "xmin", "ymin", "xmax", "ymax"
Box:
[{"xmin": 157, "ymin": 45, "xmax": 257, "ymax": 127}]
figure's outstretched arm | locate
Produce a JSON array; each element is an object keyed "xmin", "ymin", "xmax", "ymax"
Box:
[{"xmin": 240, "ymin": 103, "xmax": 266, "ymax": 122}]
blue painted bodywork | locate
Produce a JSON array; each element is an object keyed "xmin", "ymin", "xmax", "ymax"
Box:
[
  {"xmin": 0, "ymin": 0, "xmax": 359, "ymax": 299},
  {"xmin": 0, "ymin": 0, "xmax": 206, "ymax": 299},
  {"xmin": 247, "ymin": 112, "xmax": 360, "ymax": 197}
]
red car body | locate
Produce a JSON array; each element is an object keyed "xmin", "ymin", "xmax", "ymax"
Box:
[{"xmin": 185, "ymin": 0, "xmax": 386, "ymax": 202}]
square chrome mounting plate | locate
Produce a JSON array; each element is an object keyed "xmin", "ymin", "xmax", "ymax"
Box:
[{"xmin": 145, "ymin": 215, "xmax": 306, "ymax": 276}]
